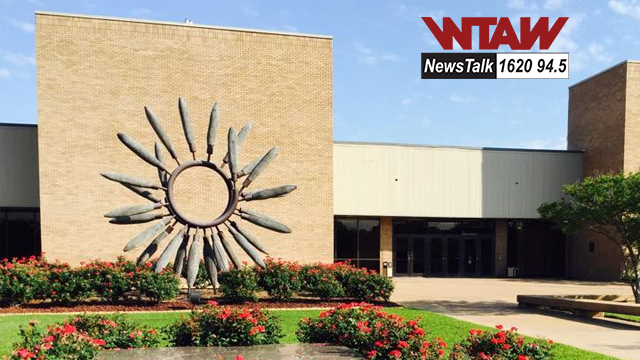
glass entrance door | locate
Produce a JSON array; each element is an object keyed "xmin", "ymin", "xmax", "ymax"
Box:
[
  {"xmin": 424, "ymin": 236, "xmax": 494, "ymax": 277},
  {"xmin": 393, "ymin": 236, "xmax": 426, "ymax": 276}
]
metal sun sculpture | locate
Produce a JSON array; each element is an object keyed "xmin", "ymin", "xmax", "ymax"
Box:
[{"xmin": 101, "ymin": 98, "xmax": 296, "ymax": 291}]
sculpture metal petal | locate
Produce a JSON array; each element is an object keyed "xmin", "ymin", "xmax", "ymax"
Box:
[{"xmin": 104, "ymin": 98, "xmax": 295, "ymax": 285}]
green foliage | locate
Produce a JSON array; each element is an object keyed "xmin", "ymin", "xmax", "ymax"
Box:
[
  {"xmin": 300, "ymin": 263, "xmax": 345, "ymax": 300},
  {"xmin": 297, "ymin": 302, "xmax": 446, "ymax": 360},
  {"xmin": 0, "ymin": 255, "xmax": 180, "ymax": 305},
  {"xmin": 165, "ymin": 303, "xmax": 283, "ymax": 346},
  {"xmin": 7, "ymin": 313, "xmax": 159, "ymax": 360},
  {"xmin": 333, "ymin": 263, "xmax": 394, "ymax": 302},
  {"xmin": 449, "ymin": 325, "xmax": 554, "ymax": 360},
  {"xmin": 257, "ymin": 258, "xmax": 302, "ymax": 300},
  {"xmin": 219, "ymin": 266, "xmax": 260, "ymax": 302},
  {"xmin": 538, "ymin": 172, "xmax": 640, "ymax": 302},
  {"xmin": 67, "ymin": 313, "xmax": 160, "ymax": 349}
]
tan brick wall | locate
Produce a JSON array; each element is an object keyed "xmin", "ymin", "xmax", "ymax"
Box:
[
  {"xmin": 568, "ymin": 63, "xmax": 626, "ymax": 175},
  {"xmin": 566, "ymin": 62, "xmax": 639, "ymax": 281},
  {"xmin": 379, "ymin": 217, "xmax": 392, "ymax": 276},
  {"xmin": 624, "ymin": 62, "xmax": 640, "ymax": 172},
  {"xmin": 36, "ymin": 13, "xmax": 334, "ymax": 265}
]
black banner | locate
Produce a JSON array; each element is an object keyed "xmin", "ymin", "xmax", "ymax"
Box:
[{"xmin": 421, "ymin": 53, "xmax": 497, "ymax": 79}]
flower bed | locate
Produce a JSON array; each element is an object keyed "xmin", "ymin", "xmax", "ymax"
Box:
[
  {"xmin": 0, "ymin": 256, "xmax": 179, "ymax": 306},
  {"xmin": 7, "ymin": 313, "xmax": 159, "ymax": 360},
  {"xmin": 449, "ymin": 326, "xmax": 554, "ymax": 360},
  {"xmin": 297, "ymin": 304, "xmax": 556, "ymax": 360},
  {"xmin": 166, "ymin": 302, "xmax": 283, "ymax": 346},
  {"xmin": 217, "ymin": 260, "xmax": 394, "ymax": 303},
  {"xmin": 297, "ymin": 302, "xmax": 447, "ymax": 360}
]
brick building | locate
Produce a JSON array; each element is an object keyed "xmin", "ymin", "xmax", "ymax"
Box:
[{"xmin": 0, "ymin": 12, "xmax": 635, "ymax": 281}]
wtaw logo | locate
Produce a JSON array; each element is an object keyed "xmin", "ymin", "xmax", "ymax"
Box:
[
  {"xmin": 422, "ymin": 17, "xmax": 569, "ymax": 51},
  {"xmin": 420, "ymin": 17, "xmax": 570, "ymax": 80}
]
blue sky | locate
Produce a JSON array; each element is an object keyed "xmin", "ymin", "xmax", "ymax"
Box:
[{"xmin": 1, "ymin": 0, "xmax": 639, "ymax": 149}]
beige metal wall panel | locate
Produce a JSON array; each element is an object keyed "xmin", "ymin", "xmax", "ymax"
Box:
[
  {"xmin": 0, "ymin": 125, "xmax": 39, "ymax": 208},
  {"xmin": 334, "ymin": 143, "xmax": 583, "ymax": 219}
]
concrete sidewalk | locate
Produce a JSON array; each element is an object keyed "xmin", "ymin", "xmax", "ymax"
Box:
[{"xmin": 391, "ymin": 277, "xmax": 639, "ymax": 360}]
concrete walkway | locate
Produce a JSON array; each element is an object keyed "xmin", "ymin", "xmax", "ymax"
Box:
[{"xmin": 391, "ymin": 277, "xmax": 639, "ymax": 360}]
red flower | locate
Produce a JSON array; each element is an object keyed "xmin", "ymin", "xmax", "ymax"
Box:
[
  {"xmin": 495, "ymin": 325, "xmax": 504, "ymax": 330},
  {"xmin": 43, "ymin": 335, "xmax": 54, "ymax": 342},
  {"xmin": 207, "ymin": 300, "xmax": 218, "ymax": 306},
  {"xmin": 235, "ymin": 356, "xmax": 244, "ymax": 360},
  {"xmin": 16, "ymin": 348, "xmax": 34, "ymax": 359},
  {"xmin": 388, "ymin": 350, "xmax": 401, "ymax": 358},
  {"xmin": 374, "ymin": 341, "xmax": 384, "ymax": 347},
  {"xmin": 438, "ymin": 348, "xmax": 445, "ymax": 357},
  {"xmin": 503, "ymin": 344, "xmax": 511, "ymax": 350},
  {"xmin": 518, "ymin": 356, "xmax": 528, "ymax": 360},
  {"xmin": 397, "ymin": 340, "xmax": 409, "ymax": 348},
  {"xmin": 367, "ymin": 350, "xmax": 378, "ymax": 358}
]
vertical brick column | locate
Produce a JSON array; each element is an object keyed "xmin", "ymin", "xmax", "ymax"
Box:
[
  {"xmin": 495, "ymin": 220, "xmax": 508, "ymax": 277},
  {"xmin": 380, "ymin": 217, "xmax": 393, "ymax": 276}
]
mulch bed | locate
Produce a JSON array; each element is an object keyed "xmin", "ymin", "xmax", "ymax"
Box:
[{"xmin": 0, "ymin": 297, "xmax": 400, "ymax": 314}]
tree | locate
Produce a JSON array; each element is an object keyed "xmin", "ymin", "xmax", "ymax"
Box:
[{"xmin": 538, "ymin": 172, "xmax": 640, "ymax": 303}]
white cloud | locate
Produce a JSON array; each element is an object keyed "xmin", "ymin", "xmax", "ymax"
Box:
[
  {"xmin": 354, "ymin": 42, "xmax": 402, "ymax": 66},
  {"xmin": 1, "ymin": 50, "xmax": 35, "ymax": 66},
  {"xmin": 449, "ymin": 93, "xmax": 475, "ymax": 103},
  {"xmin": 0, "ymin": 68, "xmax": 10, "ymax": 79},
  {"xmin": 609, "ymin": 0, "xmax": 640, "ymax": 20},
  {"xmin": 519, "ymin": 137, "xmax": 566, "ymax": 150},
  {"xmin": 507, "ymin": 0, "xmax": 539, "ymax": 11},
  {"xmin": 543, "ymin": 0, "xmax": 565, "ymax": 10},
  {"xmin": 5, "ymin": 18, "xmax": 35, "ymax": 33},
  {"xmin": 401, "ymin": 98, "xmax": 412, "ymax": 106},
  {"xmin": 587, "ymin": 42, "xmax": 613, "ymax": 63}
]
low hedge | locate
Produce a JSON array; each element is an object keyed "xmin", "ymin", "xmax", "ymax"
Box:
[
  {"xmin": 216, "ymin": 259, "xmax": 394, "ymax": 303},
  {"xmin": 166, "ymin": 302, "xmax": 283, "ymax": 346},
  {"xmin": 0, "ymin": 255, "xmax": 179, "ymax": 306},
  {"xmin": 7, "ymin": 313, "xmax": 159, "ymax": 360},
  {"xmin": 298, "ymin": 304, "xmax": 556, "ymax": 360},
  {"xmin": 297, "ymin": 302, "xmax": 447, "ymax": 360}
]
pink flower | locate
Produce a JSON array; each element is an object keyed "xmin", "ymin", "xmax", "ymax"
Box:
[
  {"xmin": 235, "ymin": 356, "xmax": 244, "ymax": 360},
  {"xmin": 17, "ymin": 349, "xmax": 34, "ymax": 359},
  {"xmin": 367, "ymin": 350, "xmax": 378, "ymax": 358},
  {"xmin": 207, "ymin": 300, "xmax": 218, "ymax": 306}
]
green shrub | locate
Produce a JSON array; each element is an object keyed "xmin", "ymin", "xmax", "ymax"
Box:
[
  {"xmin": 219, "ymin": 266, "xmax": 260, "ymax": 302},
  {"xmin": 300, "ymin": 263, "xmax": 345, "ymax": 300},
  {"xmin": 7, "ymin": 313, "xmax": 159, "ymax": 360},
  {"xmin": 137, "ymin": 268, "xmax": 180, "ymax": 303},
  {"xmin": 257, "ymin": 258, "xmax": 302, "ymax": 300},
  {"xmin": 67, "ymin": 313, "xmax": 159, "ymax": 349},
  {"xmin": 166, "ymin": 303, "xmax": 283, "ymax": 346},
  {"xmin": 449, "ymin": 325, "xmax": 554, "ymax": 360},
  {"xmin": 8, "ymin": 322, "xmax": 102, "ymax": 360},
  {"xmin": 334, "ymin": 263, "xmax": 394, "ymax": 302},
  {"xmin": 0, "ymin": 255, "xmax": 180, "ymax": 306},
  {"xmin": 48, "ymin": 267, "xmax": 94, "ymax": 304},
  {"xmin": 297, "ymin": 302, "xmax": 446, "ymax": 360},
  {"xmin": 0, "ymin": 256, "xmax": 58, "ymax": 305}
]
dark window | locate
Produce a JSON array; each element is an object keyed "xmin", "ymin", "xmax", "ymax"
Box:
[
  {"xmin": 393, "ymin": 218, "xmax": 494, "ymax": 236},
  {"xmin": 0, "ymin": 208, "xmax": 40, "ymax": 260},
  {"xmin": 334, "ymin": 217, "xmax": 380, "ymax": 272}
]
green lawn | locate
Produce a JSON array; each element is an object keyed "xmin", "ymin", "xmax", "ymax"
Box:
[
  {"xmin": 605, "ymin": 312, "xmax": 640, "ymax": 323},
  {"xmin": 0, "ymin": 308, "xmax": 621, "ymax": 360}
]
